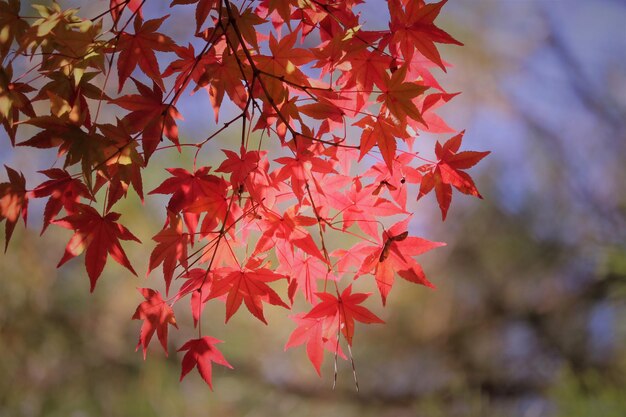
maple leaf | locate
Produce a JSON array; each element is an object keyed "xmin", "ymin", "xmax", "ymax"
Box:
[
  {"xmin": 235, "ymin": 151, "xmax": 276, "ymax": 207},
  {"xmin": 378, "ymin": 65, "xmax": 428, "ymax": 125},
  {"xmin": 116, "ymin": 15, "xmax": 175, "ymax": 92},
  {"xmin": 417, "ymin": 92, "xmax": 459, "ymax": 134},
  {"xmin": 33, "ymin": 72, "xmax": 109, "ymax": 130},
  {"xmin": 229, "ymin": 6, "xmax": 265, "ymax": 52},
  {"xmin": 169, "ymin": 0, "xmax": 219, "ymax": 33},
  {"xmin": 0, "ymin": 65, "xmax": 36, "ymax": 145},
  {"xmin": 162, "ymin": 43, "xmax": 216, "ymax": 94},
  {"xmin": 275, "ymin": 245, "xmax": 329, "ymax": 304},
  {"xmin": 54, "ymin": 204, "xmax": 140, "ymax": 291},
  {"xmin": 215, "ymin": 146, "xmax": 261, "ymax": 190},
  {"xmin": 150, "ymin": 167, "xmax": 216, "ymax": 212},
  {"xmin": 285, "ymin": 314, "xmax": 325, "ymax": 375},
  {"xmin": 254, "ymin": 31, "xmax": 313, "ymax": 98},
  {"xmin": 0, "ymin": 165, "xmax": 28, "ymax": 252},
  {"xmin": 363, "ymin": 152, "xmax": 423, "ymax": 210},
  {"xmin": 209, "ymin": 257, "xmax": 289, "ymax": 324},
  {"xmin": 19, "ymin": 115, "xmax": 113, "ymax": 192},
  {"xmin": 305, "ymin": 285, "xmax": 383, "ymax": 346},
  {"xmin": 387, "ymin": 0, "xmax": 463, "ymax": 71},
  {"xmin": 274, "ymin": 141, "xmax": 335, "ymax": 203},
  {"xmin": 96, "ymin": 120, "xmax": 145, "ymax": 211},
  {"xmin": 418, "ymin": 131, "xmax": 490, "ymax": 220},
  {"xmin": 178, "ymin": 336, "xmax": 233, "ymax": 389},
  {"xmin": 112, "ymin": 78, "xmax": 182, "ymax": 162},
  {"xmin": 354, "ymin": 114, "xmax": 409, "ymax": 174},
  {"xmin": 256, "ymin": 0, "xmax": 295, "ymax": 26},
  {"xmin": 0, "ymin": 0, "xmax": 29, "ymax": 60},
  {"xmin": 254, "ymin": 95, "xmax": 302, "ymax": 140},
  {"xmin": 198, "ymin": 230, "xmax": 240, "ymax": 267},
  {"xmin": 148, "ymin": 211, "xmax": 189, "ymax": 295},
  {"xmin": 331, "ymin": 244, "xmax": 371, "ymax": 280},
  {"xmin": 338, "ymin": 48, "xmax": 391, "ymax": 112},
  {"xmin": 194, "ymin": 49, "xmax": 249, "ymax": 122},
  {"xmin": 32, "ymin": 11, "xmax": 105, "ymax": 78},
  {"xmin": 311, "ymin": 28, "xmax": 348, "ymax": 76},
  {"xmin": 181, "ymin": 178, "xmax": 233, "ymax": 236},
  {"xmin": 31, "ymin": 168, "xmax": 92, "ymax": 234},
  {"xmin": 284, "ymin": 312, "xmax": 345, "ymax": 376},
  {"xmin": 12, "ymin": 3, "xmax": 65, "ymax": 54},
  {"xmin": 110, "ymin": 0, "xmax": 143, "ymax": 24},
  {"xmin": 298, "ymin": 98, "xmax": 345, "ymax": 137},
  {"xmin": 326, "ymin": 177, "xmax": 402, "ymax": 239},
  {"xmin": 314, "ymin": 2, "xmax": 363, "ymax": 42},
  {"xmin": 358, "ymin": 218, "xmax": 445, "ymax": 305},
  {"xmin": 149, "ymin": 166, "xmax": 227, "ymax": 240},
  {"xmin": 132, "ymin": 288, "xmax": 178, "ymax": 358},
  {"xmin": 254, "ymin": 205, "xmax": 326, "ymax": 262},
  {"xmin": 175, "ymin": 268, "xmax": 212, "ymax": 327}
]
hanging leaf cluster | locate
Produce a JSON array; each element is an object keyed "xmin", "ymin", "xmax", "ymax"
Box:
[{"xmin": 0, "ymin": 0, "xmax": 489, "ymax": 389}]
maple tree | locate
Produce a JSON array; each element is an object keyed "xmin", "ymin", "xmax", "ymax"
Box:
[{"xmin": 0, "ymin": 0, "xmax": 489, "ymax": 390}]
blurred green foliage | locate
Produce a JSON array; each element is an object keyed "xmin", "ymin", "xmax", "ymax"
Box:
[{"xmin": 553, "ymin": 365, "xmax": 626, "ymax": 417}]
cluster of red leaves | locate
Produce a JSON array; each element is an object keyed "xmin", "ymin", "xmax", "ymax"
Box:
[{"xmin": 0, "ymin": 0, "xmax": 489, "ymax": 389}]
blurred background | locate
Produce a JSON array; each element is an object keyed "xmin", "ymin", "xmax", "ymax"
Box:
[{"xmin": 1, "ymin": 0, "xmax": 625, "ymax": 416}]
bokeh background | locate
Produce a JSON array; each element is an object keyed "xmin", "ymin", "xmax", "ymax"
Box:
[{"xmin": 1, "ymin": 1, "xmax": 626, "ymax": 416}]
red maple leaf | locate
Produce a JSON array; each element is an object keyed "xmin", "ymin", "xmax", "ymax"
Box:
[
  {"xmin": 254, "ymin": 31, "xmax": 313, "ymax": 97},
  {"xmin": 194, "ymin": 49, "xmax": 248, "ymax": 122},
  {"xmin": 181, "ymin": 178, "xmax": 233, "ymax": 236},
  {"xmin": 256, "ymin": 0, "xmax": 296, "ymax": 25},
  {"xmin": 169, "ymin": 0, "xmax": 219, "ymax": 33},
  {"xmin": 148, "ymin": 211, "xmax": 189, "ymax": 295},
  {"xmin": 178, "ymin": 336, "xmax": 233, "ymax": 390},
  {"xmin": 326, "ymin": 177, "xmax": 402, "ymax": 239},
  {"xmin": 275, "ymin": 245, "xmax": 330, "ymax": 304},
  {"xmin": 254, "ymin": 205, "xmax": 325, "ymax": 262},
  {"xmin": 18, "ymin": 115, "xmax": 113, "ymax": 193},
  {"xmin": 378, "ymin": 65, "xmax": 428, "ymax": 125},
  {"xmin": 149, "ymin": 166, "xmax": 227, "ymax": 242},
  {"xmin": 358, "ymin": 218, "xmax": 445, "ymax": 305},
  {"xmin": 363, "ymin": 152, "xmax": 423, "ymax": 210},
  {"xmin": 112, "ymin": 78, "xmax": 182, "ymax": 163},
  {"xmin": 175, "ymin": 268, "xmax": 213, "ymax": 327},
  {"xmin": 386, "ymin": 0, "xmax": 463, "ymax": 71},
  {"xmin": 354, "ymin": 113, "xmax": 409, "ymax": 174},
  {"xmin": 417, "ymin": 92, "xmax": 459, "ymax": 133},
  {"xmin": 149, "ymin": 166, "xmax": 217, "ymax": 212},
  {"xmin": 209, "ymin": 257, "xmax": 288, "ymax": 324},
  {"xmin": 110, "ymin": 0, "xmax": 143, "ymax": 24},
  {"xmin": 215, "ymin": 146, "xmax": 261, "ymax": 190},
  {"xmin": 227, "ymin": 6, "xmax": 265, "ymax": 51},
  {"xmin": 31, "ymin": 168, "xmax": 92, "ymax": 234},
  {"xmin": 274, "ymin": 141, "xmax": 335, "ymax": 203},
  {"xmin": 116, "ymin": 15, "xmax": 175, "ymax": 92},
  {"xmin": 132, "ymin": 288, "xmax": 178, "ymax": 358},
  {"xmin": 298, "ymin": 97, "xmax": 345, "ymax": 137},
  {"xmin": 0, "ymin": 165, "xmax": 28, "ymax": 251},
  {"xmin": 96, "ymin": 120, "xmax": 145, "ymax": 211},
  {"xmin": 162, "ymin": 42, "xmax": 216, "ymax": 94},
  {"xmin": 305, "ymin": 285, "xmax": 384, "ymax": 346},
  {"xmin": 338, "ymin": 48, "xmax": 391, "ymax": 112},
  {"xmin": 418, "ymin": 131, "xmax": 490, "ymax": 220},
  {"xmin": 54, "ymin": 204, "xmax": 140, "ymax": 291},
  {"xmin": 284, "ymin": 312, "xmax": 344, "ymax": 375}
]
